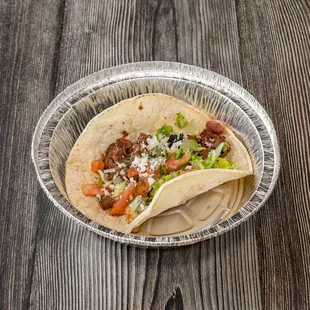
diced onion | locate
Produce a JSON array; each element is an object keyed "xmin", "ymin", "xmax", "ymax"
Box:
[{"xmin": 128, "ymin": 196, "xmax": 142, "ymax": 212}]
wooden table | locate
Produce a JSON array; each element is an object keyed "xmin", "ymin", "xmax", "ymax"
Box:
[{"xmin": 1, "ymin": 0, "xmax": 309, "ymax": 309}]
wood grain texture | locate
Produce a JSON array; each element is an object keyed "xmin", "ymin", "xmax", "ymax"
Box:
[
  {"xmin": 235, "ymin": 0, "xmax": 310, "ymax": 308},
  {"xmin": 0, "ymin": 0, "xmax": 309, "ymax": 309},
  {"xmin": 0, "ymin": 0, "xmax": 64, "ymax": 308}
]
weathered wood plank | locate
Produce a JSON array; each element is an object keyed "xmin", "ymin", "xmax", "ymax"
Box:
[
  {"xmin": 235, "ymin": 0, "xmax": 310, "ymax": 308},
  {"xmin": 0, "ymin": 0, "xmax": 63, "ymax": 309}
]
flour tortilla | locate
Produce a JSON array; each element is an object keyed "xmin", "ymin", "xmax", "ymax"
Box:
[{"xmin": 65, "ymin": 93, "xmax": 253, "ymax": 234}]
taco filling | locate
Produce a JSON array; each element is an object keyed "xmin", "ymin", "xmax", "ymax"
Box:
[
  {"xmin": 82, "ymin": 113, "xmax": 235, "ymax": 223},
  {"xmin": 66, "ymin": 93, "xmax": 253, "ymax": 234}
]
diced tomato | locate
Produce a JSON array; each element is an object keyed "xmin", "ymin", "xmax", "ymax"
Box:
[
  {"xmin": 91, "ymin": 159, "xmax": 104, "ymax": 172},
  {"xmin": 109, "ymin": 183, "xmax": 135, "ymax": 216},
  {"xmin": 82, "ymin": 184, "xmax": 102, "ymax": 196},
  {"xmin": 136, "ymin": 177, "xmax": 149, "ymax": 198},
  {"xmin": 166, "ymin": 153, "xmax": 191, "ymax": 172},
  {"xmin": 128, "ymin": 167, "xmax": 139, "ymax": 178},
  {"xmin": 178, "ymin": 168, "xmax": 198, "ymax": 175}
]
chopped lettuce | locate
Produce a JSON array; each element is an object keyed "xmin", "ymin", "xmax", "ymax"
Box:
[
  {"xmin": 174, "ymin": 148, "xmax": 184, "ymax": 159},
  {"xmin": 213, "ymin": 157, "xmax": 235, "ymax": 169},
  {"xmin": 203, "ymin": 143, "xmax": 224, "ymax": 168},
  {"xmin": 96, "ymin": 176, "xmax": 103, "ymax": 187},
  {"xmin": 182, "ymin": 139, "xmax": 206, "ymax": 152},
  {"xmin": 191, "ymin": 154, "xmax": 202, "ymax": 161},
  {"xmin": 190, "ymin": 143, "xmax": 227, "ymax": 169},
  {"xmin": 112, "ymin": 182, "xmax": 127, "ymax": 198},
  {"xmin": 176, "ymin": 113, "xmax": 189, "ymax": 128},
  {"xmin": 190, "ymin": 155, "xmax": 205, "ymax": 170},
  {"xmin": 150, "ymin": 173, "xmax": 175, "ymax": 198},
  {"xmin": 159, "ymin": 164, "xmax": 168, "ymax": 176},
  {"xmin": 156, "ymin": 126, "xmax": 173, "ymax": 141},
  {"xmin": 162, "ymin": 174, "xmax": 174, "ymax": 182},
  {"xmin": 151, "ymin": 182, "xmax": 161, "ymax": 195},
  {"xmin": 222, "ymin": 142, "xmax": 229, "ymax": 153}
]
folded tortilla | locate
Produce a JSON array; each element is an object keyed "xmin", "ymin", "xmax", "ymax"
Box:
[{"xmin": 65, "ymin": 93, "xmax": 253, "ymax": 234}]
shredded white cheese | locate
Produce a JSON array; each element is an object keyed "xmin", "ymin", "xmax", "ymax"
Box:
[
  {"xmin": 96, "ymin": 194, "xmax": 101, "ymax": 201},
  {"xmin": 116, "ymin": 162, "xmax": 126, "ymax": 168},
  {"xmin": 170, "ymin": 140, "xmax": 182, "ymax": 151},
  {"xmin": 185, "ymin": 165, "xmax": 192, "ymax": 170},
  {"xmin": 101, "ymin": 188, "xmax": 110, "ymax": 196},
  {"xmin": 158, "ymin": 137, "xmax": 169, "ymax": 150},
  {"xmin": 132, "ymin": 155, "xmax": 148, "ymax": 172},
  {"xmin": 149, "ymin": 156, "xmax": 165, "ymax": 170},
  {"xmin": 104, "ymin": 168, "xmax": 116, "ymax": 173},
  {"xmin": 146, "ymin": 136, "xmax": 159, "ymax": 150},
  {"xmin": 140, "ymin": 142, "xmax": 147, "ymax": 149}
]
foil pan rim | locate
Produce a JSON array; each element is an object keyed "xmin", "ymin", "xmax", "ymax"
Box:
[{"xmin": 31, "ymin": 61, "xmax": 280, "ymax": 247}]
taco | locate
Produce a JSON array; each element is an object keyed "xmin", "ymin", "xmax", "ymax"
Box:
[{"xmin": 65, "ymin": 93, "xmax": 253, "ymax": 234}]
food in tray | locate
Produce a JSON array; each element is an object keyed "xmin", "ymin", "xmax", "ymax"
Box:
[{"xmin": 66, "ymin": 94, "xmax": 253, "ymax": 233}]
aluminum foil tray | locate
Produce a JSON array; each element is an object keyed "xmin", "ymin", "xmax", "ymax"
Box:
[{"xmin": 31, "ymin": 62, "xmax": 280, "ymax": 247}]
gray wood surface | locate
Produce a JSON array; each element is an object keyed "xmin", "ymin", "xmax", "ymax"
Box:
[{"xmin": 0, "ymin": 0, "xmax": 309, "ymax": 309}]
